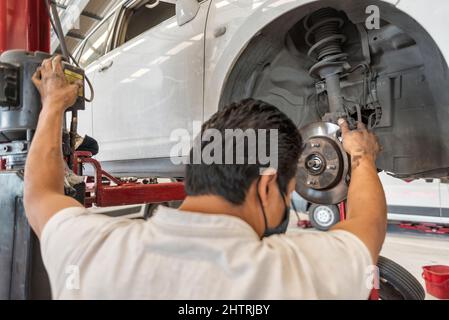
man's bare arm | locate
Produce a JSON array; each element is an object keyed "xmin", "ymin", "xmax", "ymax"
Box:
[
  {"xmin": 24, "ymin": 56, "xmax": 83, "ymax": 238},
  {"xmin": 331, "ymin": 120, "xmax": 387, "ymax": 263}
]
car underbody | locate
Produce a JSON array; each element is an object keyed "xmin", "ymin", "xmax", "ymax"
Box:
[{"xmin": 220, "ymin": 0, "xmax": 449, "ymax": 183}]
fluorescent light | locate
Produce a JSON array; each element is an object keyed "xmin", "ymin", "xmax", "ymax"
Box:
[
  {"xmin": 149, "ymin": 56, "xmax": 169, "ymax": 65},
  {"xmin": 80, "ymin": 48, "xmax": 94, "ymax": 63},
  {"xmin": 166, "ymin": 41, "xmax": 193, "ymax": 55},
  {"xmin": 190, "ymin": 34, "xmax": 204, "ymax": 41},
  {"xmin": 120, "ymin": 78, "xmax": 136, "ymax": 84},
  {"xmin": 166, "ymin": 22, "xmax": 177, "ymax": 29},
  {"xmin": 93, "ymin": 33, "xmax": 108, "ymax": 49},
  {"xmin": 123, "ymin": 38, "xmax": 146, "ymax": 52},
  {"xmin": 131, "ymin": 68, "xmax": 150, "ymax": 78},
  {"xmin": 102, "ymin": 51, "xmax": 121, "ymax": 63},
  {"xmin": 268, "ymin": 0, "xmax": 295, "ymax": 8},
  {"xmin": 252, "ymin": 2, "xmax": 263, "ymax": 9},
  {"xmin": 85, "ymin": 64, "xmax": 99, "ymax": 74},
  {"xmin": 215, "ymin": 0, "xmax": 230, "ymax": 8}
]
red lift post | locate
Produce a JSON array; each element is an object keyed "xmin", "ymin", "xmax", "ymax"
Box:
[{"xmin": 0, "ymin": 0, "xmax": 50, "ymax": 53}]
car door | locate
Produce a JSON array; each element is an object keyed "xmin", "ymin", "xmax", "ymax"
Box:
[
  {"xmin": 380, "ymin": 172, "xmax": 442, "ymax": 223},
  {"xmin": 439, "ymin": 180, "xmax": 449, "ymax": 220},
  {"xmin": 74, "ymin": 10, "xmax": 120, "ymax": 139},
  {"xmin": 91, "ymin": 0, "xmax": 209, "ymax": 168}
]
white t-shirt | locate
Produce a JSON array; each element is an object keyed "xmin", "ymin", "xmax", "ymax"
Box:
[{"xmin": 41, "ymin": 206, "xmax": 373, "ymax": 300}]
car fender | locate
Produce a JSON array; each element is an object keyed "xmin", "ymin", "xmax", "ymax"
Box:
[
  {"xmin": 204, "ymin": 0, "xmax": 317, "ymax": 120},
  {"xmin": 395, "ymin": 0, "xmax": 449, "ymax": 66}
]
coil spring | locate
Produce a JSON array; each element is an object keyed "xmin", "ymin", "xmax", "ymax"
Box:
[{"xmin": 304, "ymin": 8, "xmax": 348, "ymax": 76}]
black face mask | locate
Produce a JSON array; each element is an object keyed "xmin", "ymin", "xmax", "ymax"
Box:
[{"xmin": 257, "ymin": 178, "xmax": 291, "ymax": 237}]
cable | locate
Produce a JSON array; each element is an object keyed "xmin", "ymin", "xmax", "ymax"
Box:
[
  {"xmin": 49, "ymin": 0, "xmax": 70, "ymax": 58},
  {"xmin": 44, "ymin": 0, "xmax": 95, "ymax": 163},
  {"xmin": 69, "ymin": 52, "xmax": 95, "ymax": 103},
  {"xmin": 44, "ymin": 0, "xmax": 94, "ymax": 102}
]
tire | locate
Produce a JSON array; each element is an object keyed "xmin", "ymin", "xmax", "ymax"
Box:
[
  {"xmin": 309, "ymin": 204, "xmax": 340, "ymax": 231},
  {"xmin": 377, "ymin": 256, "xmax": 426, "ymax": 300}
]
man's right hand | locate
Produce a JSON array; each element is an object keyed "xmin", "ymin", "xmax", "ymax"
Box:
[
  {"xmin": 332, "ymin": 118, "xmax": 387, "ymax": 264},
  {"xmin": 338, "ymin": 119, "xmax": 381, "ymax": 168},
  {"xmin": 31, "ymin": 55, "xmax": 81, "ymax": 113}
]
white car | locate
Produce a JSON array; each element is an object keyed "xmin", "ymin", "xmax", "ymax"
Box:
[
  {"xmin": 381, "ymin": 172, "xmax": 449, "ymax": 225},
  {"xmin": 74, "ymin": 0, "xmax": 449, "ymax": 200},
  {"xmin": 294, "ymin": 173, "xmax": 449, "ymax": 230}
]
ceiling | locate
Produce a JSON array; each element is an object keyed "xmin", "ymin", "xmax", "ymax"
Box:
[{"xmin": 51, "ymin": 0, "xmax": 124, "ymax": 54}]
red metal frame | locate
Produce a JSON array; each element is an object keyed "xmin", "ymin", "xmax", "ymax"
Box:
[
  {"xmin": 0, "ymin": 0, "xmax": 50, "ymax": 53},
  {"xmin": 399, "ymin": 223, "xmax": 449, "ymax": 235},
  {"xmin": 297, "ymin": 219, "xmax": 312, "ymax": 229},
  {"xmin": 338, "ymin": 201, "xmax": 346, "ymax": 222},
  {"xmin": 73, "ymin": 152, "xmax": 186, "ymax": 208}
]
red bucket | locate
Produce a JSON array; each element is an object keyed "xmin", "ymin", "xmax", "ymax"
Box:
[{"xmin": 422, "ymin": 265, "xmax": 449, "ymax": 299}]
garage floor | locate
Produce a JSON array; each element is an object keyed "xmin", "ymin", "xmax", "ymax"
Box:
[
  {"xmin": 381, "ymin": 225, "xmax": 449, "ymax": 300},
  {"xmin": 288, "ymin": 212, "xmax": 449, "ymax": 300}
]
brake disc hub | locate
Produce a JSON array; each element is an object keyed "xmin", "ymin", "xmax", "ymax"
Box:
[{"xmin": 296, "ymin": 122, "xmax": 349, "ymax": 204}]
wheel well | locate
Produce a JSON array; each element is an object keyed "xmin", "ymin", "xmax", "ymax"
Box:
[{"xmin": 219, "ymin": 0, "xmax": 449, "ymax": 179}]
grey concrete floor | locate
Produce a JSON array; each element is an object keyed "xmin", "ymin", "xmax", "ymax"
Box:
[
  {"xmin": 288, "ymin": 212, "xmax": 449, "ymax": 300},
  {"xmin": 381, "ymin": 225, "xmax": 449, "ymax": 300}
]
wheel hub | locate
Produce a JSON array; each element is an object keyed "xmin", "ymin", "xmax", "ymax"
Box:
[
  {"xmin": 314, "ymin": 206, "xmax": 334, "ymax": 226},
  {"xmin": 296, "ymin": 122, "xmax": 349, "ymax": 204}
]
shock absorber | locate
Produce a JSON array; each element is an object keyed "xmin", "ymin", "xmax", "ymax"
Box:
[{"xmin": 304, "ymin": 8, "xmax": 350, "ymax": 116}]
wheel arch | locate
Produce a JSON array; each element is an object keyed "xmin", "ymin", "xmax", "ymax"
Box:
[{"xmin": 205, "ymin": 0, "xmax": 449, "ymax": 115}]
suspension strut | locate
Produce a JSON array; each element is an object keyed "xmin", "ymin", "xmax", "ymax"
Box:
[
  {"xmin": 295, "ymin": 8, "xmax": 353, "ymax": 205},
  {"xmin": 305, "ymin": 8, "xmax": 350, "ymax": 118}
]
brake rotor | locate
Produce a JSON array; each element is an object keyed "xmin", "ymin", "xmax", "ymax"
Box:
[{"xmin": 296, "ymin": 122, "xmax": 349, "ymax": 205}]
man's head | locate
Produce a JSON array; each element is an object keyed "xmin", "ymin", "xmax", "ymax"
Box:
[{"xmin": 182, "ymin": 99, "xmax": 302, "ymax": 237}]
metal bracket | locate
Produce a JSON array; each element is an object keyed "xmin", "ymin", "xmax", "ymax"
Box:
[{"xmin": 0, "ymin": 141, "xmax": 29, "ymax": 157}]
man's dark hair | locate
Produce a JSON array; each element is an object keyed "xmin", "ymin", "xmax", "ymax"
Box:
[{"xmin": 185, "ymin": 99, "xmax": 302, "ymax": 205}]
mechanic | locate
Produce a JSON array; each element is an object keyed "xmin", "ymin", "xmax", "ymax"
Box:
[{"xmin": 24, "ymin": 56, "xmax": 386, "ymax": 299}]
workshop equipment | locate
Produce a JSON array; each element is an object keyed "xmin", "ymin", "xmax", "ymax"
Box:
[
  {"xmin": 0, "ymin": 49, "xmax": 85, "ymax": 169},
  {"xmin": 422, "ymin": 265, "xmax": 449, "ymax": 299},
  {"xmin": 0, "ymin": 0, "xmax": 187, "ymax": 300},
  {"xmin": 399, "ymin": 223, "xmax": 449, "ymax": 235},
  {"xmin": 0, "ymin": 51, "xmax": 59, "ymax": 300},
  {"xmin": 73, "ymin": 152, "xmax": 185, "ymax": 208},
  {"xmin": 0, "ymin": 0, "xmax": 53, "ymax": 300}
]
